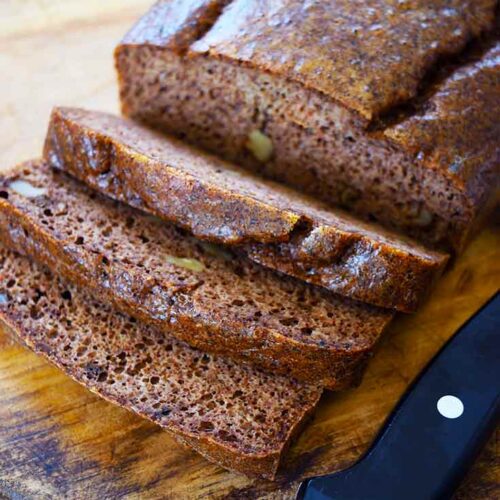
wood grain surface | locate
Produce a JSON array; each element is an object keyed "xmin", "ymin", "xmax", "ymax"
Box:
[{"xmin": 0, "ymin": 2, "xmax": 498, "ymax": 498}]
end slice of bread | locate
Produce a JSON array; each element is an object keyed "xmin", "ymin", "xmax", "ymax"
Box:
[
  {"xmin": 0, "ymin": 161, "xmax": 393, "ymax": 389},
  {"xmin": 44, "ymin": 107, "xmax": 448, "ymax": 312},
  {"xmin": 0, "ymin": 246, "xmax": 322, "ymax": 479}
]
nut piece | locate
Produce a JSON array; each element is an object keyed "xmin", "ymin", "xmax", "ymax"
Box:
[
  {"xmin": 246, "ymin": 130, "xmax": 273, "ymax": 162},
  {"xmin": 8, "ymin": 180, "xmax": 47, "ymax": 198},
  {"xmin": 413, "ymin": 208, "xmax": 434, "ymax": 227},
  {"xmin": 165, "ymin": 255, "xmax": 206, "ymax": 272}
]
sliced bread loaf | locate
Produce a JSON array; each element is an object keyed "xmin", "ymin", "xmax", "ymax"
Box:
[
  {"xmin": 115, "ymin": 0, "xmax": 499, "ymax": 252},
  {"xmin": 0, "ymin": 161, "xmax": 393, "ymax": 389},
  {"xmin": 44, "ymin": 107, "xmax": 448, "ymax": 312},
  {"xmin": 0, "ymin": 246, "xmax": 322, "ymax": 479}
]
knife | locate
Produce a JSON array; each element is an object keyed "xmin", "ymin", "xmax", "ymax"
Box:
[{"xmin": 298, "ymin": 292, "xmax": 500, "ymax": 500}]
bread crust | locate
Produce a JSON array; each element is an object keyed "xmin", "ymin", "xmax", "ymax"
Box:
[
  {"xmin": 193, "ymin": 0, "xmax": 498, "ymax": 120},
  {"xmin": 44, "ymin": 107, "xmax": 448, "ymax": 312},
  {"xmin": 121, "ymin": 0, "xmax": 231, "ymax": 53}
]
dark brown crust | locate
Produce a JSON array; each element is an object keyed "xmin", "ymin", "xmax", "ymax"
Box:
[
  {"xmin": 245, "ymin": 234, "xmax": 444, "ymax": 315},
  {"xmin": 0, "ymin": 161, "xmax": 392, "ymax": 389},
  {"xmin": 0, "ymin": 247, "xmax": 322, "ymax": 479},
  {"xmin": 43, "ymin": 107, "xmax": 448, "ymax": 312},
  {"xmin": 121, "ymin": 0, "xmax": 231, "ymax": 53},
  {"xmin": 189, "ymin": 0, "xmax": 497, "ymax": 121}
]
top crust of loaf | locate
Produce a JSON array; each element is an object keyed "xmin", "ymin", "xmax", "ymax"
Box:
[
  {"xmin": 118, "ymin": 0, "xmax": 499, "ymax": 197},
  {"xmin": 121, "ymin": 0, "xmax": 230, "ymax": 53},
  {"xmin": 138, "ymin": 0, "xmax": 497, "ymax": 121},
  {"xmin": 190, "ymin": 0, "xmax": 497, "ymax": 120}
]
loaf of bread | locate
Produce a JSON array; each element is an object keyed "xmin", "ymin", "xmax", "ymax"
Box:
[
  {"xmin": 115, "ymin": 0, "xmax": 500, "ymax": 252},
  {"xmin": 0, "ymin": 161, "xmax": 393, "ymax": 389},
  {"xmin": 0, "ymin": 246, "xmax": 322, "ymax": 479},
  {"xmin": 44, "ymin": 107, "xmax": 448, "ymax": 312}
]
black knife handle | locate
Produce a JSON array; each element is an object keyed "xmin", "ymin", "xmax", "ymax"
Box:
[{"xmin": 300, "ymin": 292, "xmax": 500, "ymax": 500}]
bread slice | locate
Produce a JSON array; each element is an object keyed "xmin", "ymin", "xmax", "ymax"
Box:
[
  {"xmin": 0, "ymin": 246, "xmax": 322, "ymax": 479},
  {"xmin": 115, "ymin": 0, "xmax": 499, "ymax": 252},
  {"xmin": 44, "ymin": 107, "xmax": 448, "ymax": 312},
  {"xmin": 0, "ymin": 161, "xmax": 393, "ymax": 389}
]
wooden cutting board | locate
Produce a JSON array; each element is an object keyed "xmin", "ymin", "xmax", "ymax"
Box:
[{"xmin": 0, "ymin": 2, "xmax": 498, "ymax": 498}]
